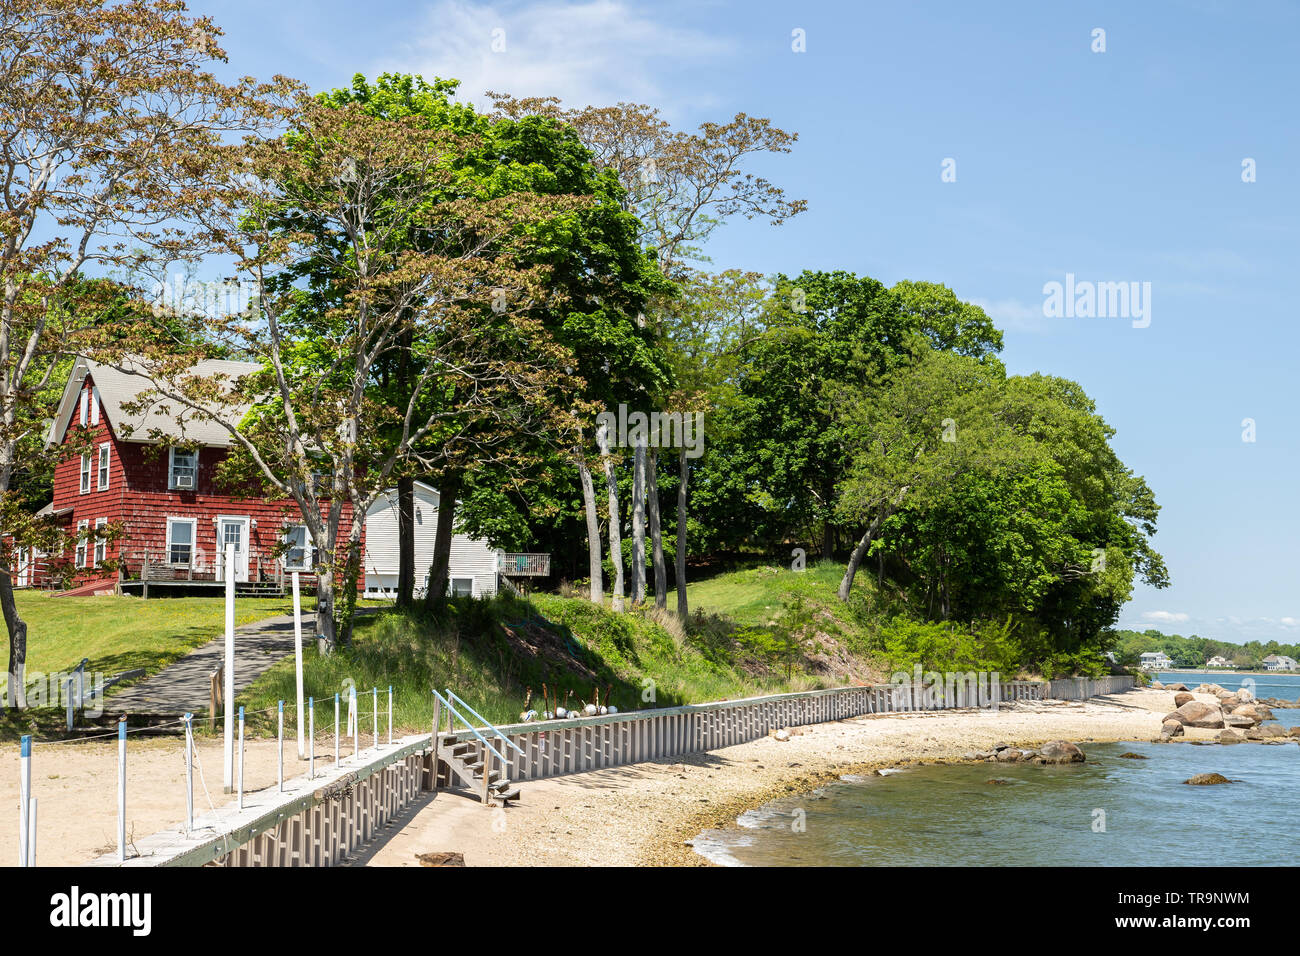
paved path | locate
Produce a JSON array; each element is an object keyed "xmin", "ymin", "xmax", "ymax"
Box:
[{"xmin": 109, "ymin": 614, "xmax": 305, "ymax": 715}]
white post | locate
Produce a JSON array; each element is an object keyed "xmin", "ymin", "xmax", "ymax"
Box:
[
  {"xmin": 65, "ymin": 677, "xmax": 73, "ymax": 731},
  {"xmin": 237, "ymin": 705, "xmax": 245, "ymax": 810},
  {"xmin": 223, "ymin": 542, "xmax": 235, "ymax": 793},
  {"xmin": 117, "ymin": 716, "xmax": 127, "ymax": 863},
  {"xmin": 26, "ymin": 797, "xmax": 35, "ymax": 867},
  {"xmin": 372, "ymin": 686, "xmax": 378, "ymax": 751},
  {"xmin": 350, "ymin": 686, "xmax": 357, "ymax": 760},
  {"xmin": 292, "ymin": 571, "xmax": 304, "ymax": 759},
  {"xmin": 184, "ymin": 713, "xmax": 193, "ymax": 835},
  {"xmin": 308, "ymin": 697, "xmax": 315, "ymax": 780},
  {"xmin": 334, "ymin": 692, "xmax": 340, "ymax": 766},
  {"xmin": 277, "ymin": 700, "xmax": 284, "ymax": 792},
  {"xmin": 18, "ymin": 735, "xmax": 30, "ymax": 866},
  {"xmin": 387, "ymin": 685, "xmax": 393, "ymax": 746}
]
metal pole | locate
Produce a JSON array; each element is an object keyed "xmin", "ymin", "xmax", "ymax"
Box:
[
  {"xmin": 292, "ymin": 571, "xmax": 304, "ymax": 759},
  {"xmin": 18, "ymin": 735, "xmax": 30, "ymax": 866},
  {"xmin": 237, "ymin": 705, "xmax": 245, "ymax": 810},
  {"xmin": 277, "ymin": 700, "xmax": 284, "ymax": 792},
  {"xmin": 184, "ymin": 713, "xmax": 193, "ymax": 835},
  {"xmin": 308, "ymin": 696, "xmax": 315, "ymax": 779},
  {"xmin": 117, "ymin": 716, "xmax": 127, "ymax": 863},
  {"xmin": 223, "ymin": 542, "xmax": 235, "ymax": 792}
]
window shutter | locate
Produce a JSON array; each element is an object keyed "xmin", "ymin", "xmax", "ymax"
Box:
[
  {"xmin": 79, "ymin": 389, "xmax": 88, "ymax": 426},
  {"xmin": 90, "ymin": 387, "xmax": 100, "ymax": 425}
]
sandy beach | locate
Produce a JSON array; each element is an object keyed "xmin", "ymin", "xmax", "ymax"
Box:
[
  {"xmin": 358, "ymin": 686, "xmax": 1221, "ymax": 867},
  {"xmin": 1, "ymin": 687, "xmax": 1244, "ymax": 867}
]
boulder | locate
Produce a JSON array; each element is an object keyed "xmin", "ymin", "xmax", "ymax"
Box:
[
  {"xmin": 416, "ymin": 851, "xmax": 466, "ymax": 866},
  {"xmin": 1164, "ymin": 700, "xmax": 1224, "ymax": 729},
  {"xmin": 1161, "ymin": 720, "xmax": 1185, "ymax": 738},
  {"xmin": 1261, "ymin": 724, "xmax": 1289, "ymax": 738},
  {"xmin": 995, "ymin": 748, "xmax": 1022, "ymax": 762},
  {"xmin": 1218, "ymin": 729, "xmax": 1245, "ymax": 744},
  {"xmin": 1245, "ymin": 728, "xmax": 1266, "ymax": 741},
  {"xmin": 1289, "ymin": 726, "xmax": 1300, "ymax": 738},
  {"xmin": 1166, "ymin": 683, "xmax": 1189, "ymax": 692},
  {"xmin": 992, "ymin": 741, "xmax": 1010, "ymax": 752},
  {"xmin": 1150, "ymin": 681, "xmax": 1165, "ymax": 689},
  {"xmin": 1223, "ymin": 714, "xmax": 1256, "ymax": 729},
  {"xmin": 1035, "ymin": 740, "xmax": 1086, "ymax": 764},
  {"xmin": 1118, "ymin": 752, "xmax": 1148, "ymax": 759},
  {"xmin": 1183, "ymin": 773, "xmax": 1232, "ymax": 785},
  {"xmin": 1174, "ymin": 692, "xmax": 1195, "ymax": 707}
]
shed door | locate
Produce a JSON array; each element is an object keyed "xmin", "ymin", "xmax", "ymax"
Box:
[{"xmin": 216, "ymin": 516, "xmax": 250, "ymax": 583}]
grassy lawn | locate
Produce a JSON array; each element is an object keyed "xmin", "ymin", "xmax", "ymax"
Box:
[
  {"xmin": 669, "ymin": 559, "xmax": 863, "ymax": 627},
  {"xmin": 2, "ymin": 591, "xmax": 315, "ymax": 690}
]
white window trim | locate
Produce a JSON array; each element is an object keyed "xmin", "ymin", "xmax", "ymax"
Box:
[
  {"xmin": 74, "ymin": 520, "xmax": 88, "ymax": 569},
  {"xmin": 97, "ymin": 443, "xmax": 110, "ymax": 490},
  {"xmin": 168, "ymin": 447, "xmax": 198, "ymax": 491},
  {"xmin": 79, "ymin": 454, "xmax": 92, "ymax": 494},
  {"xmin": 450, "ymin": 577, "xmax": 474, "ymax": 597},
  {"xmin": 282, "ymin": 524, "xmax": 312, "ymax": 572},
  {"xmin": 93, "ymin": 517, "xmax": 107, "ymax": 567},
  {"xmin": 166, "ymin": 517, "xmax": 197, "ymax": 567}
]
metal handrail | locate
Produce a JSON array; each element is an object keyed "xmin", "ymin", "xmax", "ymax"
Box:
[
  {"xmin": 446, "ymin": 689, "xmax": 526, "ymax": 756},
  {"xmin": 431, "ymin": 689, "xmax": 508, "ymax": 765}
]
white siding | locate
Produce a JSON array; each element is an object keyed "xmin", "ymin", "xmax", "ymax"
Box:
[{"xmin": 363, "ymin": 482, "xmax": 499, "ymax": 598}]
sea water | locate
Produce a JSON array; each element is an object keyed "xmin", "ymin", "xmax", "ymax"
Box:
[{"xmin": 691, "ymin": 673, "xmax": 1300, "ymax": 866}]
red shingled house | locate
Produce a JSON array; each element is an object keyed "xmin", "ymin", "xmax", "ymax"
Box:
[{"xmin": 28, "ymin": 356, "xmax": 360, "ymax": 596}]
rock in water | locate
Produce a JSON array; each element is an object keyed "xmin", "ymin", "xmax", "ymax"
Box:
[
  {"xmin": 1163, "ymin": 700, "xmax": 1225, "ymax": 729},
  {"xmin": 1218, "ymin": 729, "xmax": 1245, "ymax": 744},
  {"xmin": 417, "ymin": 851, "xmax": 466, "ymax": 866},
  {"xmin": 1036, "ymin": 740, "xmax": 1086, "ymax": 764},
  {"xmin": 1118, "ymin": 752, "xmax": 1148, "ymax": 759},
  {"xmin": 1183, "ymin": 773, "xmax": 1232, "ymax": 785},
  {"xmin": 1161, "ymin": 720, "xmax": 1185, "ymax": 738}
]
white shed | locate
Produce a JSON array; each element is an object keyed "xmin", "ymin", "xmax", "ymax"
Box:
[{"xmin": 362, "ymin": 482, "xmax": 500, "ymax": 598}]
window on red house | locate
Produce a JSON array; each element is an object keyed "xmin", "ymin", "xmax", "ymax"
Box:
[
  {"xmin": 79, "ymin": 454, "xmax": 92, "ymax": 494},
  {"xmin": 97, "ymin": 444, "xmax": 110, "ymax": 490}
]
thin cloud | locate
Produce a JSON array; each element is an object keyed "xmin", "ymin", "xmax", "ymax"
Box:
[
  {"xmin": 376, "ymin": 0, "xmax": 734, "ymax": 111},
  {"xmin": 969, "ymin": 296, "xmax": 1049, "ymax": 333},
  {"xmin": 1141, "ymin": 610, "xmax": 1190, "ymax": 624}
]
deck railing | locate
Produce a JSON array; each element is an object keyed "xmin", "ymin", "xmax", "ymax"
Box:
[{"xmin": 499, "ymin": 552, "xmax": 550, "ymax": 576}]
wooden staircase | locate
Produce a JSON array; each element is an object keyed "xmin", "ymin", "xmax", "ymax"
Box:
[{"xmin": 438, "ymin": 739, "xmax": 521, "ymax": 806}]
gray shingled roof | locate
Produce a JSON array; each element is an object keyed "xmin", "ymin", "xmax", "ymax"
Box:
[{"xmin": 51, "ymin": 356, "xmax": 262, "ymax": 448}]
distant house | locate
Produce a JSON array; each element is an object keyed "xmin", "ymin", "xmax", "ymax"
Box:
[
  {"xmin": 1206, "ymin": 655, "xmax": 1234, "ymax": 669},
  {"xmin": 1139, "ymin": 651, "xmax": 1174, "ymax": 670},
  {"xmin": 1261, "ymin": 654, "xmax": 1298, "ymax": 672},
  {"xmin": 361, "ymin": 481, "xmax": 549, "ymax": 599}
]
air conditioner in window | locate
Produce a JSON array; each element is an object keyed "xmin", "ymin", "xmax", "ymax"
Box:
[{"xmin": 174, "ymin": 474, "xmax": 194, "ymax": 489}]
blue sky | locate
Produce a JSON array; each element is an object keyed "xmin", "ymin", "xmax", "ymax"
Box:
[{"xmin": 190, "ymin": 0, "xmax": 1300, "ymax": 643}]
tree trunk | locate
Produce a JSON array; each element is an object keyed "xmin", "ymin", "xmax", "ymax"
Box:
[
  {"xmin": 675, "ymin": 447, "xmax": 688, "ymax": 620},
  {"xmin": 316, "ymin": 567, "xmax": 337, "ymax": 654},
  {"xmin": 338, "ymin": 527, "xmax": 363, "ymax": 647},
  {"xmin": 1, "ymin": 571, "xmax": 28, "ymax": 709},
  {"xmin": 425, "ymin": 469, "xmax": 462, "ymax": 613},
  {"xmin": 647, "ymin": 448, "xmax": 667, "ymax": 610},
  {"xmin": 597, "ymin": 424, "xmax": 624, "ymax": 612},
  {"xmin": 822, "ymin": 518, "xmax": 834, "ymax": 561},
  {"xmin": 630, "ymin": 437, "xmax": 646, "ymax": 606},
  {"xmin": 577, "ymin": 454, "xmax": 603, "ymax": 604},
  {"xmin": 396, "ymin": 475, "xmax": 415, "ymax": 609},
  {"xmin": 838, "ymin": 510, "xmax": 892, "ymax": 601}
]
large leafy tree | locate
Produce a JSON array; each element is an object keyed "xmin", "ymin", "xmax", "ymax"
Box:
[{"xmin": 0, "ymin": 0, "xmax": 290, "ymax": 706}]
